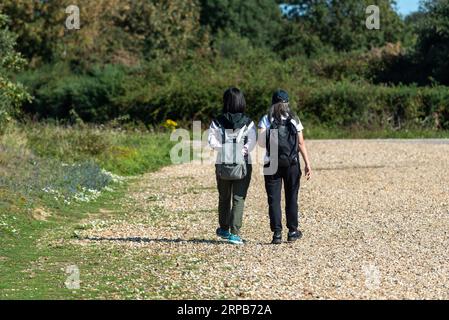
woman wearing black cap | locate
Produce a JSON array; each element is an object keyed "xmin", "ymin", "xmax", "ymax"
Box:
[{"xmin": 258, "ymin": 89, "xmax": 312, "ymax": 244}]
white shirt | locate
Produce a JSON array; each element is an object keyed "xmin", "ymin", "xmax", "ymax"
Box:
[
  {"xmin": 258, "ymin": 114, "xmax": 304, "ymax": 132},
  {"xmin": 208, "ymin": 120, "xmax": 257, "ymax": 158}
]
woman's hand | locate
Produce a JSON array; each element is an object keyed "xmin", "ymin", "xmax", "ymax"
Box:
[
  {"xmin": 304, "ymin": 164, "xmax": 312, "ymax": 180},
  {"xmin": 242, "ymin": 146, "xmax": 249, "ymax": 157}
]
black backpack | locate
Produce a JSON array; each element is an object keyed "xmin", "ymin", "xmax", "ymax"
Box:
[{"xmin": 267, "ymin": 117, "xmax": 299, "ymax": 167}]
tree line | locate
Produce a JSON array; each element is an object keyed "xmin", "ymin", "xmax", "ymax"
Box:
[{"xmin": 1, "ymin": 0, "xmax": 448, "ymax": 129}]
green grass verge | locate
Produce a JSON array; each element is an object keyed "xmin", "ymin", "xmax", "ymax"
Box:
[
  {"xmin": 0, "ymin": 124, "xmax": 176, "ymax": 299},
  {"xmin": 0, "ymin": 183, "xmax": 123, "ymax": 299},
  {"xmin": 0, "ymin": 180, "xmax": 183, "ymax": 299},
  {"xmin": 0, "ymin": 174, "xmax": 182, "ymax": 299},
  {"xmin": 23, "ymin": 123, "xmax": 175, "ymax": 176}
]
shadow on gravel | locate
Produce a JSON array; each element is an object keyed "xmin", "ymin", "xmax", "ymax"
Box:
[
  {"xmin": 81, "ymin": 236, "xmax": 226, "ymax": 245},
  {"xmin": 80, "ymin": 236, "xmax": 289, "ymax": 246},
  {"xmin": 314, "ymin": 165, "xmax": 386, "ymax": 171}
]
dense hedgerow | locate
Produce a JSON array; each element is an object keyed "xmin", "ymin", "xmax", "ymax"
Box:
[
  {"xmin": 18, "ymin": 52, "xmax": 449, "ymax": 130},
  {"xmin": 296, "ymin": 83, "xmax": 449, "ymax": 130}
]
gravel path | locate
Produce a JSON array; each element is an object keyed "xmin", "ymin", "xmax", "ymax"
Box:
[{"xmin": 76, "ymin": 140, "xmax": 449, "ymax": 299}]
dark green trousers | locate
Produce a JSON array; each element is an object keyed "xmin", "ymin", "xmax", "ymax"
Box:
[{"xmin": 216, "ymin": 165, "xmax": 252, "ymax": 235}]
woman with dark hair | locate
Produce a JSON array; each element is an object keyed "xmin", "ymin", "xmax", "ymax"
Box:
[
  {"xmin": 258, "ymin": 89, "xmax": 312, "ymax": 245},
  {"xmin": 222, "ymin": 87, "xmax": 247, "ymax": 114},
  {"xmin": 208, "ymin": 88, "xmax": 256, "ymax": 245}
]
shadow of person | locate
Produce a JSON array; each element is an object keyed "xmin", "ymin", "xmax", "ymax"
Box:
[{"xmin": 80, "ymin": 236, "xmax": 226, "ymax": 245}]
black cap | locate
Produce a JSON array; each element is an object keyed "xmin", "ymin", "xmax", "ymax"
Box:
[{"xmin": 272, "ymin": 89, "xmax": 289, "ymax": 105}]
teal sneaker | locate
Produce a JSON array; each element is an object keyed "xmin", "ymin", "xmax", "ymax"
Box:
[
  {"xmin": 228, "ymin": 234, "xmax": 244, "ymax": 245},
  {"xmin": 216, "ymin": 228, "xmax": 231, "ymax": 239}
]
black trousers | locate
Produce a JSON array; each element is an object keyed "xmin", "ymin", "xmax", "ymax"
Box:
[{"xmin": 264, "ymin": 162, "xmax": 301, "ymax": 232}]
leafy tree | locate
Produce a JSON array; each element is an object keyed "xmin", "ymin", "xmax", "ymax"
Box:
[
  {"xmin": 399, "ymin": 11, "xmax": 426, "ymax": 47},
  {"xmin": 0, "ymin": 14, "xmax": 31, "ymax": 130},
  {"xmin": 280, "ymin": 0, "xmax": 405, "ymax": 55},
  {"xmin": 276, "ymin": 0, "xmax": 331, "ymax": 57},
  {"xmin": 115, "ymin": 0, "xmax": 204, "ymax": 61},
  {"xmin": 199, "ymin": 0, "xmax": 283, "ymax": 49},
  {"xmin": 0, "ymin": 1, "xmax": 65, "ymax": 64},
  {"xmin": 0, "ymin": 0, "xmax": 204, "ymax": 66},
  {"xmin": 415, "ymin": 0, "xmax": 449, "ymax": 84},
  {"xmin": 276, "ymin": 20, "xmax": 331, "ymax": 58}
]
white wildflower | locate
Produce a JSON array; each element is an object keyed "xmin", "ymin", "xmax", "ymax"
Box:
[{"xmin": 101, "ymin": 169, "xmax": 125, "ymax": 183}]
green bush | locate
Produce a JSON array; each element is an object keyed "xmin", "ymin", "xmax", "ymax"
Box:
[
  {"xmin": 19, "ymin": 64, "xmax": 126, "ymax": 122},
  {"xmin": 0, "ymin": 14, "xmax": 31, "ymax": 131},
  {"xmin": 414, "ymin": 0, "xmax": 449, "ymax": 85},
  {"xmin": 296, "ymin": 83, "xmax": 449, "ymax": 130},
  {"xmin": 17, "ymin": 53, "xmax": 449, "ymax": 131}
]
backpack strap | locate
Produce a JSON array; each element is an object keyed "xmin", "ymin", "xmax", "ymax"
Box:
[
  {"xmin": 266, "ymin": 116, "xmax": 274, "ymax": 157},
  {"xmin": 212, "ymin": 118, "xmax": 227, "ymax": 165},
  {"xmin": 243, "ymin": 116, "xmax": 253, "ymax": 128},
  {"xmin": 242, "ymin": 116, "xmax": 253, "ymax": 146},
  {"xmin": 213, "ymin": 116, "xmax": 226, "ymax": 145},
  {"xmin": 266, "ymin": 115, "xmax": 283, "ymax": 156},
  {"xmin": 288, "ymin": 118, "xmax": 299, "ymax": 162}
]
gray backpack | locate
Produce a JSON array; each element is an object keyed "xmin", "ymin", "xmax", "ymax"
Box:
[{"xmin": 215, "ymin": 117, "xmax": 253, "ymax": 181}]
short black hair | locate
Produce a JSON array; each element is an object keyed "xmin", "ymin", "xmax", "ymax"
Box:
[{"xmin": 223, "ymin": 87, "xmax": 246, "ymax": 114}]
